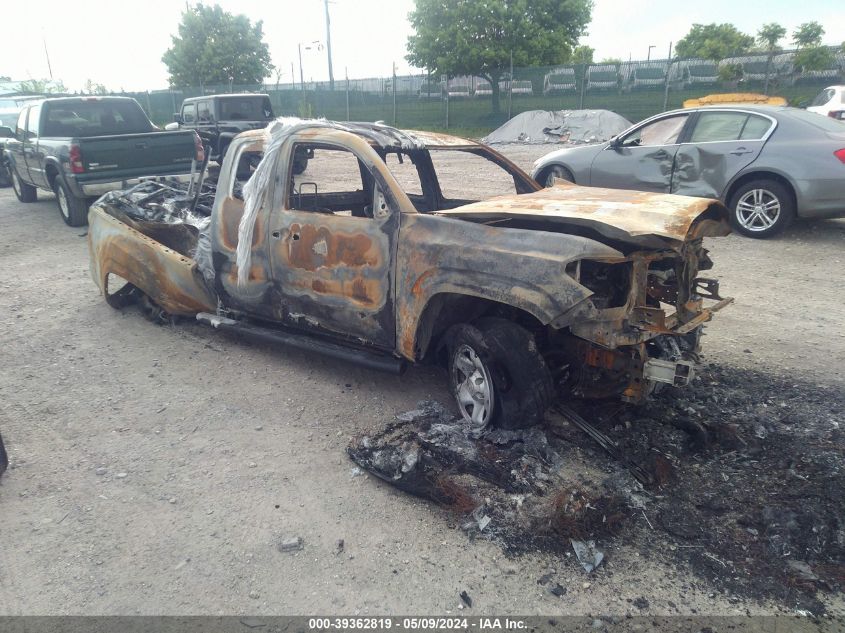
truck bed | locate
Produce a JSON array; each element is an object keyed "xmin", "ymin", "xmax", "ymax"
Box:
[{"xmin": 88, "ymin": 202, "xmax": 216, "ymax": 317}]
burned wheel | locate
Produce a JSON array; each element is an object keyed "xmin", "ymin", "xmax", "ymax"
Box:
[
  {"xmin": 450, "ymin": 339, "xmax": 496, "ymax": 431},
  {"xmin": 447, "ymin": 318, "xmax": 553, "ymax": 432}
]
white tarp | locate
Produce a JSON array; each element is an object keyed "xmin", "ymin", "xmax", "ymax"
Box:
[{"xmin": 483, "ymin": 109, "xmax": 632, "ymax": 145}]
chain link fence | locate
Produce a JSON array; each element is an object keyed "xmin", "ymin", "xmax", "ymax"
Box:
[{"xmin": 119, "ymin": 46, "xmax": 845, "ymax": 134}]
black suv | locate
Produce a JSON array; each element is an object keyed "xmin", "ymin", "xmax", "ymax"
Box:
[{"xmin": 173, "ymin": 93, "xmax": 274, "ymax": 162}]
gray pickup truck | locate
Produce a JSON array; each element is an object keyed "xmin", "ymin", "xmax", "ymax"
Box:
[{"xmin": 5, "ymin": 96, "xmax": 202, "ymax": 226}]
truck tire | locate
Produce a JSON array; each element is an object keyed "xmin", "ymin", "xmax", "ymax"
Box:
[
  {"xmin": 0, "ymin": 431, "xmax": 7, "ymax": 477},
  {"xmin": 10, "ymin": 165, "xmax": 37, "ymax": 202},
  {"xmin": 447, "ymin": 317, "xmax": 553, "ymax": 432},
  {"xmin": 0, "ymin": 158, "xmax": 11, "ymax": 188},
  {"xmin": 54, "ymin": 175, "xmax": 89, "ymax": 227}
]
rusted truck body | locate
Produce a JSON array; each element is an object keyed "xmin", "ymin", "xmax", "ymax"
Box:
[{"xmin": 88, "ymin": 119, "xmax": 731, "ymax": 430}]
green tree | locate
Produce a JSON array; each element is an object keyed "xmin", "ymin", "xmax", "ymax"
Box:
[
  {"xmin": 792, "ymin": 21, "xmax": 824, "ymax": 48},
  {"xmin": 19, "ymin": 79, "xmax": 66, "ymax": 94},
  {"xmin": 757, "ymin": 23, "xmax": 786, "ymax": 52},
  {"xmin": 757, "ymin": 23, "xmax": 786, "ymax": 93},
  {"xmin": 675, "ymin": 23, "xmax": 754, "ymax": 60},
  {"xmin": 792, "ymin": 21, "xmax": 833, "ymax": 72},
  {"xmin": 84, "ymin": 79, "xmax": 109, "ymax": 95},
  {"xmin": 162, "ymin": 3, "xmax": 273, "ymax": 88},
  {"xmin": 406, "ymin": 0, "xmax": 592, "ymax": 113},
  {"xmin": 571, "ymin": 45, "xmax": 594, "ymax": 66}
]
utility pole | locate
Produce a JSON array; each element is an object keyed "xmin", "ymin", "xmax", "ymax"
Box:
[
  {"xmin": 42, "ymin": 34, "xmax": 53, "ymax": 80},
  {"xmin": 298, "ymin": 43, "xmax": 305, "ymax": 92},
  {"xmin": 324, "ymin": 0, "xmax": 335, "ymax": 90}
]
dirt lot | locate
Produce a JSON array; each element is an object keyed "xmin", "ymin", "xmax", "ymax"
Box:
[{"xmin": 0, "ymin": 143, "xmax": 843, "ymax": 618}]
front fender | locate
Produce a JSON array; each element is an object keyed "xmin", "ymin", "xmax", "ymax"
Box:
[{"xmin": 395, "ymin": 213, "xmax": 622, "ymax": 360}]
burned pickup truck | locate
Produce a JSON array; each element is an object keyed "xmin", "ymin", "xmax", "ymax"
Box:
[{"xmin": 88, "ymin": 119, "xmax": 731, "ymax": 431}]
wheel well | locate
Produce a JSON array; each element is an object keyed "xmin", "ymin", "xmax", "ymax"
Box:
[
  {"xmin": 725, "ymin": 171, "xmax": 796, "ymax": 210},
  {"xmin": 414, "ymin": 293, "xmax": 546, "ymax": 364},
  {"xmin": 45, "ymin": 163, "xmax": 59, "ymax": 189}
]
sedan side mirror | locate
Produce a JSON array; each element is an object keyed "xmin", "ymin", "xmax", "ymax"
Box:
[{"xmin": 0, "ymin": 126, "xmax": 13, "ymax": 139}]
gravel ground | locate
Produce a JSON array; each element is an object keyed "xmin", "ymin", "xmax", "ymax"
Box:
[{"xmin": 0, "ymin": 143, "xmax": 843, "ymax": 617}]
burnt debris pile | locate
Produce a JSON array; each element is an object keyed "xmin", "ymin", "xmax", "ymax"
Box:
[
  {"xmin": 349, "ymin": 365, "xmax": 845, "ymax": 610},
  {"xmin": 348, "ymin": 400, "xmax": 629, "ymax": 553}
]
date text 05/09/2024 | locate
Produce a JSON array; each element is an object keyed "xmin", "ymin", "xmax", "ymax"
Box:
[{"xmin": 308, "ymin": 618, "xmax": 528, "ymax": 630}]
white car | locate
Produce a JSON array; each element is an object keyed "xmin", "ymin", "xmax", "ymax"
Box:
[{"xmin": 807, "ymin": 86, "xmax": 844, "ymax": 117}]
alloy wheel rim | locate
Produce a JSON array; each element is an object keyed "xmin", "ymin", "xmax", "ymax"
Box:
[
  {"xmin": 452, "ymin": 343, "xmax": 494, "ymax": 430},
  {"xmin": 736, "ymin": 188, "xmax": 780, "ymax": 232},
  {"xmin": 57, "ymin": 186, "xmax": 70, "ymax": 218}
]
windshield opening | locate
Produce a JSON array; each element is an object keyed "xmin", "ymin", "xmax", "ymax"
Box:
[{"xmin": 380, "ymin": 146, "xmax": 537, "ymax": 213}]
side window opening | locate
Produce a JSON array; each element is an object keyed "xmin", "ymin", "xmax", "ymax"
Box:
[
  {"xmin": 16, "ymin": 108, "xmax": 27, "ymax": 140},
  {"xmin": 182, "ymin": 103, "xmax": 196, "ymax": 124},
  {"xmin": 689, "ymin": 111, "xmax": 749, "ymax": 143},
  {"xmin": 623, "ymin": 115, "xmax": 688, "ymax": 147},
  {"xmin": 197, "ymin": 101, "xmax": 212, "ymax": 122},
  {"xmin": 739, "ymin": 114, "xmax": 772, "ymax": 140},
  {"xmin": 428, "ymin": 148, "xmax": 523, "ymax": 209},
  {"xmin": 382, "ymin": 151, "xmax": 429, "ymax": 211},
  {"xmin": 25, "ymin": 104, "xmax": 42, "ymax": 140},
  {"xmin": 287, "ymin": 143, "xmax": 383, "ymax": 219}
]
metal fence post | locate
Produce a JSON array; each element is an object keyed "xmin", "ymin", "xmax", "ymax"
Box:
[
  {"xmin": 392, "ymin": 63, "xmax": 397, "ymax": 125},
  {"xmin": 662, "ymin": 41, "xmax": 673, "ymax": 112},
  {"xmin": 442, "ymin": 74, "xmax": 449, "ymax": 129},
  {"xmin": 345, "ymin": 70, "xmax": 350, "ymax": 121},
  {"xmin": 579, "ymin": 65, "xmax": 586, "ymax": 109}
]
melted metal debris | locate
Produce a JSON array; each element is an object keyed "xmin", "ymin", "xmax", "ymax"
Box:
[
  {"xmin": 95, "ymin": 180, "xmax": 220, "ymax": 231},
  {"xmin": 347, "ymin": 363, "xmax": 845, "ymax": 612},
  {"xmin": 347, "ymin": 400, "xmax": 627, "ymax": 553}
]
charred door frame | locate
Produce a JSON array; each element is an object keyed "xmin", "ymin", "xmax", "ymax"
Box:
[{"xmin": 267, "ymin": 134, "xmax": 404, "ymax": 351}]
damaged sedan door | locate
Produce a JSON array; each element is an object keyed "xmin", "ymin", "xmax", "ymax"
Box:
[
  {"xmin": 268, "ymin": 139, "xmax": 399, "ymax": 350},
  {"xmin": 671, "ymin": 110, "xmax": 771, "ymax": 199},
  {"xmin": 590, "ymin": 113, "xmax": 691, "ymax": 192}
]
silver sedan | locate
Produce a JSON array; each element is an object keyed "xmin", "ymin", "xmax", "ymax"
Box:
[{"xmin": 531, "ymin": 105, "xmax": 845, "ymax": 238}]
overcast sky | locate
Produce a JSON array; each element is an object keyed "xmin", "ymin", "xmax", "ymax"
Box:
[{"xmin": 2, "ymin": 0, "xmax": 843, "ymax": 92}]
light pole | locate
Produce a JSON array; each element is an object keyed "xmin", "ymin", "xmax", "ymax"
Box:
[
  {"xmin": 298, "ymin": 40, "xmax": 323, "ymax": 91},
  {"xmin": 323, "ymin": 0, "xmax": 335, "ymax": 90},
  {"xmin": 647, "ymin": 45, "xmax": 656, "ymax": 61}
]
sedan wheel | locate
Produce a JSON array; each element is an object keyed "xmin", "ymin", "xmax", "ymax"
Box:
[
  {"xmin": 735, "ymin": 188, "xmax": 780, "ymax": 233},
  {"xmin": 544, "ymin": 165, "xmax": 573, "ymax": 187},
  {"xmin": 728, "ymin": 179, "xmax": 795, "ymax": 238}
]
